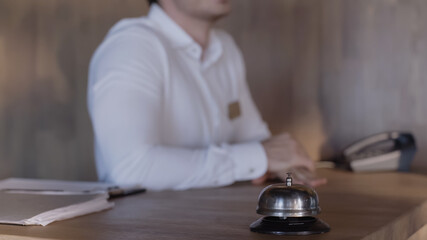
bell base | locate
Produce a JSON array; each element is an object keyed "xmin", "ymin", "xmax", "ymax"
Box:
[{"xmin": 250, "ymin": 216, "xmax": 330, "ymax": 236}]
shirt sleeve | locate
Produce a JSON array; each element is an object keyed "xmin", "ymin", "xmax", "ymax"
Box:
[{"xmin": 88, "ymin": 30, "xmax": 269, "ymax": 191}]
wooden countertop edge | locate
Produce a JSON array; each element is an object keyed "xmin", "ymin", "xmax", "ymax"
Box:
[{"xmin": 363, "ymin": 199, "xmax": 427, "ymax": 240}]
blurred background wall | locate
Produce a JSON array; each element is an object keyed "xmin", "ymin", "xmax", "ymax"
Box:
[{"xmin": 0, "ymin": 0, "xmax": 426, "ymax": 180}]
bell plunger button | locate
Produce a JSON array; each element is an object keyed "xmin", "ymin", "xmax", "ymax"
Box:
[{"xmin": 286, "ymin": 172, "xmax": 292, "ymax": 186}]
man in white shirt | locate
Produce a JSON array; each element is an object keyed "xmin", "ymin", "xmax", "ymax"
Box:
[{"xmin": 88, "ymin": 0, "xmax": 326, "ymax": 190}]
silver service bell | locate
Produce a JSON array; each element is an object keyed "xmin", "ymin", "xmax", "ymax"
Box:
[{"xmin": 249, "ymin": 173, "xmax": 330, "ymax": 236}]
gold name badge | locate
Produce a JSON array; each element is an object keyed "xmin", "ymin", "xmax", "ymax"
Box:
[{"xmin": 228, "ymin": 101, "xmax": 241, "ymax": 120}]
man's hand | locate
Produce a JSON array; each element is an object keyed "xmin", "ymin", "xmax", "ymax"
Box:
[{"xmin": 252, "ymin": 133, "xmax": 327, "ymax": 187}]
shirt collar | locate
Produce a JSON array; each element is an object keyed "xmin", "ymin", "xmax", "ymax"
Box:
[
  {"xmin": 148, "ymin": 4, "xmax": 223, "ymax": 66},
  {"xmin": 148, "ymin": 4, "xmax": 194, "ymax": 49},
  {"xmin": 203, "ymin": 31, "xmax": 223, "ymax": 69}
]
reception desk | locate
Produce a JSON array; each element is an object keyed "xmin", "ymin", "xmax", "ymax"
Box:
[{"xmin": 0, "ymin": 169, "xmax": 426, "ymax": 240}]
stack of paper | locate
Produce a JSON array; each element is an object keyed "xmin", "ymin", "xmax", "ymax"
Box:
[
  {"xmin": 0, "ymin": 178, "xmax": 117, "ymax": 194},
  {"xmin": 0, "ymin": 178, "xmax": 120, "ymax": 226},
  {"xmin": 0, "ymin": 192, "xmax": 113, "ymax": 226}
]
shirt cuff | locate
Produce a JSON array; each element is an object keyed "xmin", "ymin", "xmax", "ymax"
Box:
[{"xmin": 229, "ymin": 142, "xmax": 268, "ymax": 181}]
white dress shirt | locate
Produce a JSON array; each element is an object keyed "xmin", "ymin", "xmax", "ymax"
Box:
[{"xmin": 88, "ymin": 4, "xmax": 271, "ymax": 190}]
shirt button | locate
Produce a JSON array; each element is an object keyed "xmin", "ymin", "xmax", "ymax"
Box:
[{"xmin": 249, "ymin": 168, "xmax": 255, "ymax": 174}]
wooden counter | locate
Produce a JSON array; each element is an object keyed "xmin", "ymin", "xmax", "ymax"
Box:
[{"xmin": 0, "ymin": 169, "xmax": 426, "ymax": 240}]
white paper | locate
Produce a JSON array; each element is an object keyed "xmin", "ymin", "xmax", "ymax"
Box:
[
  {"xmin": 0, "ymin": 192, "xmax": 113, "ymax": 226},
  {"xmin": 0, "ymin": 178, "xmax": 115, "ymax": 193},
  {"xmin": 0, "ymin": 178, "xmax": 119, "ymax": 226}
]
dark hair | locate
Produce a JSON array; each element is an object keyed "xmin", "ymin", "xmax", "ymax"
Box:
[{"xmin": 148, "ymin": 0, "xmax": 158, "ymax": 5}]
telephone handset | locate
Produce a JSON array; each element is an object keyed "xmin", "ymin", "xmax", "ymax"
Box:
[{"xmin": 333, "ymin": 132, "xmax": 416, "ymax": 172}]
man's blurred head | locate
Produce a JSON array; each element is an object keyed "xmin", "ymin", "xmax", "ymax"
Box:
[{"xmin": 153, "ymin": 0, "xmax": 231, "ymax": 22}]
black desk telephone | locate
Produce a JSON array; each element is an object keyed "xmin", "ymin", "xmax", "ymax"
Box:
[{"xmin": 331, "ymin": 132, "xmax": 417, "ymax": 172}]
